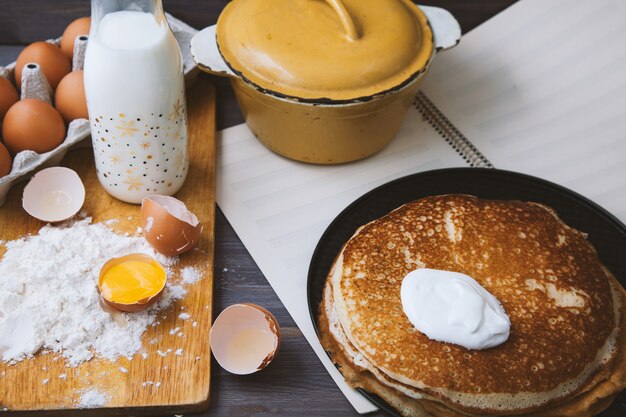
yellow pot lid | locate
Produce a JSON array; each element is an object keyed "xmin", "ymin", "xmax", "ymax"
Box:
[{"xmin": 216, "ymin": 0, "xmax": 433, "ymax": 101}]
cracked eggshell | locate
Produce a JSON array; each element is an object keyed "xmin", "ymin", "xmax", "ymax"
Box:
[
  {"xmin": 141, "ymin": 195, "xmax": 203, "ymax": 256},
  {"xmin": 210, "ymin": 303, "xmax": 281, "ymax": 375},
  {"xmin": 22, "ymin": 166, "xmax": 85, "ymax": 222},
  {"xmin": 97, "ymin": 253, "xmax": 166, "ymax": 313}
]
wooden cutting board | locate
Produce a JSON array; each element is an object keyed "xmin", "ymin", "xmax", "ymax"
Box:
[{"xmin": 0, "ymin": 79, "xmax": 215, "ymax": 416}]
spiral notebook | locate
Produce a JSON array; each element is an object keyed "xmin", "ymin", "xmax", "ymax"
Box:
[{"xmin": 216, "ymin": 0, "xmax": 626, "ymax": 412}]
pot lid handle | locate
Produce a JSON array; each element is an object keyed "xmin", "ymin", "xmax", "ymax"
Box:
[
  {"xmin": 420, "ymin": 5, "xmax": 461, "ymax": 51},
  {"xmin": 326, "ymin": 0, "xmax": 361, "ymax": 41},
  {"xmin": 191, "ymin": 25, "xmax": 236, "ymax": 77}
]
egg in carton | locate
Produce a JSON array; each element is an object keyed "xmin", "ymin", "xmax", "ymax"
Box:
[{"xmin": 0, "ymin": 13, "xmax": 199, "ymax": 207}]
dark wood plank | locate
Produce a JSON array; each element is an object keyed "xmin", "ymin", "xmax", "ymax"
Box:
[
  {"xmin": 0, "ymin": 45, "xmax": 21, "ymax": 63},
  {"xmin": 0, "ymin": 1, "xmax": 518, "ymax": 415},
  {"xmin": 0, "ymin": 1, "xmax": 227, "ymax": 44},
  {"xmin": 0, "ymin": 0, "xmax": 512, "ymax": 44}
]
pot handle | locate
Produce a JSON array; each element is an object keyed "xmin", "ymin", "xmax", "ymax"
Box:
[
  {"xmin": 325, "ymin": 0, "xmax": 360, "ymax": 41},
  {"xmin": 420, "ymin": 6, "xmax": 461, "ymax": 52},
  {"xmin": 190, "ymin": 25, "xmax": 237, "ymax": 77}
]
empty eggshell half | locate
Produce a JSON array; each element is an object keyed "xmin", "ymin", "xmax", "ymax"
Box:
[
  {"xmin": 141, "ymin": 195, "xmax": 203, "ymax": 256},
  {"xmin": 22, "ymin": 166, "xmax": 85, "ymax": 222},
  {"xmin": 210, "ymin": 303, "xmax": 281, "ymax": 375}
]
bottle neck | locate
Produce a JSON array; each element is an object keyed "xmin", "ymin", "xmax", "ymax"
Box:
[{"xmin": 90, "ymin": 0, "xmax": 165, "ymax": 28}]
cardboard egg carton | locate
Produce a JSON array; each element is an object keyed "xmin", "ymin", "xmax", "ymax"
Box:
[{"xmin": 0, "ymin": 13, "xmax": 199, "ymax": 207}]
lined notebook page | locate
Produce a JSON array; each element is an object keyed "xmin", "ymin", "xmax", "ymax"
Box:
[
  {"xmin": 216, "ymin": 114, "xmax": 465, "ymax": 413},
  {"xmin": 422, "ymin": 0, "xmax": 626, "ymax": 222}
]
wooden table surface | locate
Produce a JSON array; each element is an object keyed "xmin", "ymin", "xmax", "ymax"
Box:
[{"xmin": 0, "ymin": 1, "xmax": 517, "ymax": 416}]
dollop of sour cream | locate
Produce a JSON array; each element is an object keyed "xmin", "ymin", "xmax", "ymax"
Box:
[{"xmin": 400, "ymin": 268, "xmax": 510, "ymax": 350}]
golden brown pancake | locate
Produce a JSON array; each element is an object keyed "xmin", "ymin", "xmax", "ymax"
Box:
[
  {"xmin": 318, "ymin": 195, "xmax": 626, "ymax": 416},
  {"xmin": 320, "ymin": 274, "xmax": 626, "ymax": 417}
]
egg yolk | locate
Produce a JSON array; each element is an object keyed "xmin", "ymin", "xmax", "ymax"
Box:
[{"xmin": 100, "ymin": 260, "xmax": 165, "ymax": 304}]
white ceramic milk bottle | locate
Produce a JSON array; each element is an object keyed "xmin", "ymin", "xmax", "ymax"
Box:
[{"xmin": 84, "ymin": 0, "xmax": 188, "ymax": 204}]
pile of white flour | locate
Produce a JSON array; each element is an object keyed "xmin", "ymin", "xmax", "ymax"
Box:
[{"xmin": 0, "ymin": 218, "xmax": 186, "ymax": 366}]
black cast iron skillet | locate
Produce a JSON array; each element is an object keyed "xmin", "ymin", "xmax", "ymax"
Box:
[{"xmin": 307, "ymin": 168, "xmax": 626, "ymax": 417}]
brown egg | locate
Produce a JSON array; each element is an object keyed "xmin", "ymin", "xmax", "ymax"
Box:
[
  {"xmin": 0, "ymin": 142, "xmax": 12, "ymax": 178},
  {"xmin": 2, "ymin": 99, "xmax": 66, "ymax": 154},
  {"xmin": 0, "ymin": 77, "xmax": 19, "ymax": 121},
  {"xmin": 15, "ymin": 42, "xmax": 71, "ymax": 90},
  {"xmin": 141, "ymin": 195, "xmax": 203, "ymax": 256},
  {"xmin": 0, "ymin": 76, "xmax": 19, "ymax": 121},
  {"xmin": 60, "ymin": 17, "xmax": 91, "ymax": 59},
  {"xmin": 55, "ymin": 70, "xmax": 88, "ymax": 123}
]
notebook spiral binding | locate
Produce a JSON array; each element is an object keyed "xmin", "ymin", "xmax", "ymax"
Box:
[{"xmin": 414, "ymin": 91, "xmax": 494, "ymax": 168}]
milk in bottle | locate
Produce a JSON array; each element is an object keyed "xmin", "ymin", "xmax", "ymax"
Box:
[{"xmin": 84, "ymin": 0, "xmax": 188, "ymax": 204}]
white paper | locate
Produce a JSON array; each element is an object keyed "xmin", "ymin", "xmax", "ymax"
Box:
[
  {"xmin": 216, "ymin": 114, "xmax": 465, "ymax": 413},
  {"xmin": 423, "ymin": 0, "xmax": 626, "ymax": 223}
]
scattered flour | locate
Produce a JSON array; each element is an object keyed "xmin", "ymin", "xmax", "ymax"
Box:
[
  {"xmin": 0, "ymin": 218, "xmax": 186, "ymax": 366},
  {"xmin": 178, "ymin": 313, "xmax": 191, "ymax": 320},
  {"xmin": 181, "ymin": 266, "xmax": 202, "ymax": 284},
  {"xmin": 78, "ymin": 388, "xmax": 109, "ymax": 408},
  {"xmin": 167, "ymin": 283, "xmax": 186, "ymax": 299},
  {"xmin": 175, "ymin": 348, "xmax": 183, "ymax": 356}
]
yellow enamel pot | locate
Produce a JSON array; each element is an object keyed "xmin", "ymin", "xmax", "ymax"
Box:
[{"xmin": 192, "ymin": 0, "xmax": 460, "ymax": 164}]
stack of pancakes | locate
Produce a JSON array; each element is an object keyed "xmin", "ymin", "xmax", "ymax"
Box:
[{"xmin": 319, "ymin": 195, "xmax": 626, "ymax": 417}]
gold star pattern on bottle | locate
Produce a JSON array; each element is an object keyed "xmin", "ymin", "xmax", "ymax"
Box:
[
  {"xmin": 115, "ymin": 119, "xmax": 138, "ymax": 137},
  {"xmin": 174, "ymin": 148, "xmax": 186, "ymax": 171},
  {"xmin": 109, "ymin": 154, "xmax": 121, "ymax": 165},
  {"xmin": 169, "ymin": 99, "xmax": 183, "ymax": 120},
  {"xmin": 140, "ymin": 141, "xmax": 151, "ymax": 150},
  {"xmin": 123, "ymin": 174, "xmax": 144, "ymax": 191}
]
